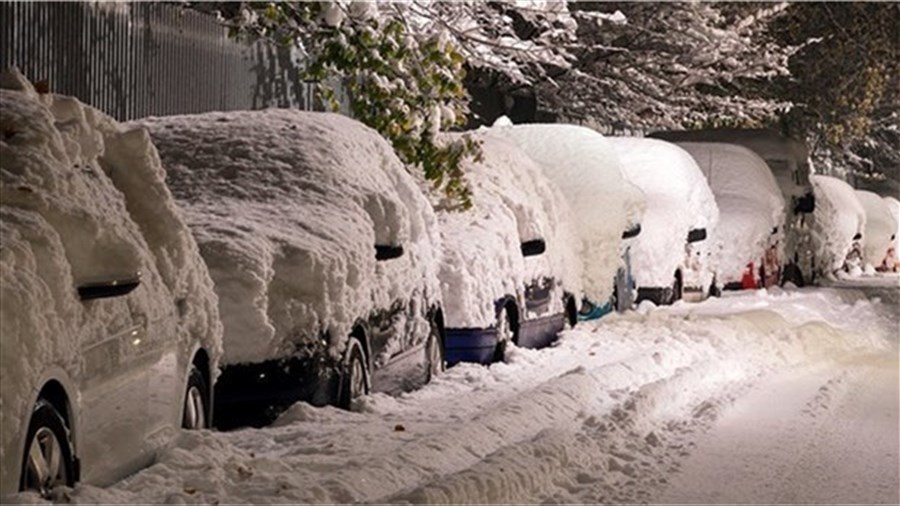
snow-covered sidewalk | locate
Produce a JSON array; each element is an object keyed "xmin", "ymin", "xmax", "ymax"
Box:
[{"xmin": 20, "ymin": 286, "xmax": 897, "ymax": 504}]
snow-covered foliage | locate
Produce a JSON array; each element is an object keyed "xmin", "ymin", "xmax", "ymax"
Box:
[
  {"xmin": 485, "ymin": 121, "xmax": 645, "ymax": 304},
  {"xmin": 854, "ymin": 190, "xmax": 899, "ymax": 269},
  {"xmin": 436, "ymin": 132, "xmax": 582, "ymax": 328},
  {"xmin": 676, "ymin": 142, "xmax": 785, "ymax": 285},
  {"xmin": 0, "ymin": 69, "xmax": 222, "ymax": 479},
  {"xmin": 608, "ymin": 138, "xmax": 719, "ymax": 290},
  {"xmin": 809, "ymin": 175, "xmax": 866, "ymax": 276},
  {"xmin": 136, "ymin": 109, "xmax": 441, "ymax": 365}
]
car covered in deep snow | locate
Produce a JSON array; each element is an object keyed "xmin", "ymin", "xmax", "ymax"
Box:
[
  {"xmin": 486, "ymin": 120, "xmax": 646, "ymax": 317},
  {"xmin": 881, "ymin": 196, "xmax": 900, "ymax": 272},
  {"xmin": 675, "ymin": 142, "xmax": 786, "ymax": 290},
  {"xmin": 0, "ymin": 71, "xmax": 223, "ymax": 498},
  {"xmin": 609, "ymin": 138, "xmax": 719, "ymax": 304},
  {"xmin": 438, "ymin": 133, "xmax": 583, "ymax": 364},
  {"xmin": 810, "ymin": 175, "xmax": 866, "ymax": 278},
  {"xmin": 854, "ymin": 190, "xmax": 899, "ymax": 273},
  {"xmin": 140, "ymin": 109, "xmax": 445, "ymax": 428},
  {"xmin": 650, "ymin": 128, "xmax": 816, "ymax": 286}
]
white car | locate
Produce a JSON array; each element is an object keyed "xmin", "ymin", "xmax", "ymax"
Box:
[
  {"xmin": 675, "ymin": 142, "xmax": 785, "ymax": 290},
  {"xmin": 0, "ymin": 71, "xmax": 222, "ymax": 498},
  {"xmin": 881, "ymin": 196, "xmax": 900, "ymax": 272},
  {"xmin": 810, "ymin": 175, "xmax": 866, "ymax": 278},
  {"xmin": 609, "ymin": 138, "xmax": 719, "ymax": 303},
  {"xmin": 141, "ymin": 109, "xmax": 444, "ymax": 428},
  {"xmin": 855, "ymin": 190, "xmax": 899, "ymax": 271},
  {"xmin": 438, "ymin": 133, "xmax": 583, "ymax": 364}
]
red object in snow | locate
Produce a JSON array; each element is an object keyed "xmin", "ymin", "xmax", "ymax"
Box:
[{"xmin": 741, "ymin": 262, "xmax": 758, "ymax": 289}]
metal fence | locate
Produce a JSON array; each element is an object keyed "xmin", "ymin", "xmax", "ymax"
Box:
[{"xmin": 0, "ymin": 1, "xmax": 314, "ymax": 121}]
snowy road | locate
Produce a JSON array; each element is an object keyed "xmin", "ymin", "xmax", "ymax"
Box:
[{"xmin": 13, "ymin": 281, "xmax": 898, "ymax": 505}]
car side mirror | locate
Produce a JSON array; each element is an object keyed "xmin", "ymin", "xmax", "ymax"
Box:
[
  {"xmin": 794, "ymin": 193, "xmax": 815, "ymax": 214},
  {"xmin": 853, "ymin": 232, "xmax": 862, "ymax": 241},
  {"xmin": 521, "ymin": 239, "xmax": 546, "ymax": 257},
  {"xmin": 687, "ymin": 228, "xmax": 707, "ymax": 243},
  {"xmin": 622, "ymin": 224, "xmax": 642, "ymax": 239},
  {"xmin": 375, "ymin": 244, "xmax": 404, "ymax": 261},
  {"xmin": 78, "ymin": 273, "xmax": 142, "ymax": 301}
]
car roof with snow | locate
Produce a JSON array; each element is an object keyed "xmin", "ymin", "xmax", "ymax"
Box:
[
  {"xmin": 436, "ymin": 132, "xmax": 583, "ymax": 328},
  {"xmin": 485, "ymin": 121, "xmax": 644, "ymax": 304},
  {"xmin": 138, "ymin": 109, "xmax": 441, "ymax": 364},
  {"xmin": 810, "ymin": 175, "xmax": 866, "ymax": 274}
]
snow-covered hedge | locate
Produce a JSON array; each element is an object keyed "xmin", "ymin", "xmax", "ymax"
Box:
[
  {"xmin": 809, "ymin": 175, "xmax": 866, "ymax": 276},
  {"xmin": 854, "ymin": 190, "xmax": 898, "ymax": 269},
  {"xmin": 486, "ymin": 121, "xmax": 644, "ymax": 304},
  {"xmin": 437, "ymin": 132, "xmax": 583, "ymax": 328},
  {"xmin": 608, "ymin": 138, "xmax": 719, "ymax": 290},
  {"xmin": 137, "ymin": 110, "xmax": 442, "ymax": 365},
  {"xmin": 675, "ymin": 142, "xmax": 785, "ymax": 285},
  {"xmin": 0, "ymin": 69, "xmax": 222, "ymax": 477}
]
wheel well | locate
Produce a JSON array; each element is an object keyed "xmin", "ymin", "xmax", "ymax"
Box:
[
  {"xmin": 432, "ymin": 307, "xmax": 446, "ymax": 341},
  {"xmin": 37, "ymin": 381, "xmax": 71, "ymax": 429},
  {"xmin": 351, "ymin": 324, "xmax": 369, "ymax": 363},
  {"xmin": 504, "ymin": 299, "xmax": 520, "ymax": 339},
  {"xmin": 564, "ymin": 295, "xmax": 578, "ymax": 326},
  {"xmin": 192, "ymin": 349, "xmax": 212, "ymax": 407}
]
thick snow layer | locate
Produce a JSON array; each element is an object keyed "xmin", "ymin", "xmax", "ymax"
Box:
[
  {"xmin": 136, "ymin": 110, "xmax": 441, "ymax": 365},
  {"xmin": 0, "ymin": 70, "xmax": 222, "ymax": 480},
  {"xmin": 608, "ymin": 138, "xmax": 719, "ymax": 289},
  {"xmin": 675, "ymin": 142, "xmax": 785, "ymax": 285},
  {"xmin": 884, "ymin": 196, "xmax": 900, "ymax": 261},
  {"xmin": 43, "ymin": 286, "xmax": 896, "ymax": 505},
  {"xmin": 436, "ymin": 133, "xmax": 582, "ymax": 327},
  {"xmin": 810, "ymin": 175, "xmax": 866, "ymax": 276},
  {"xmin": 854, "ymin": 190, "xmax": 898, "ymax": 268},
  {"xmin": 486, "ymin": 121, "xmax": 645, "ymax": 303}
]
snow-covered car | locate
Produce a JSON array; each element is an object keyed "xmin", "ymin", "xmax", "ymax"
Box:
[
  {"xmin": 650, "ymin": 129, "xmax": 816, "ymax": 286},
  {"xmin": 810, "ymin": 175, "xmax": 866, "ymax": 278},
  {"xmin": 486, "ymin": 120, "xmax": 646, "ymax": 317},
  {"xmin": 854, "ymin": 190, "xmax": 899, "ymax": 272},
  {"xmin": 676, "ymin": 142, "xmax": 785, "ymax": 290},
  {"xmin": 0, "ymin": 71, "xmax": 222, "ymax": 498},
  {"xmin": 140, "ymin": 109, "xmax": 444, "ymax": 428},
  {"xmin": 438, "ymin": 133, "xmax": 583, "ymax": 364},
  {"xmin": 609, "ymin": 138, "xmax": 719, "ymax": 304},
  {"xmin": 881, "ymin": 196, "xmax": 900, "ymax": 272}
]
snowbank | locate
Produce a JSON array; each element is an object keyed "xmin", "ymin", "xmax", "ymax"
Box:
[
  {"xmin": 810, "ymin": 175, "xmax": 866, "ymax": 276},
  {"xmin": 608, "ymin": 138, "xmax": 719, "ymax": 290},
  {"xmin": 486, "ymin": 121, "xmax": 645, "ymax": 303},
  {"xmin": 136, "ymin": 110, "xmax": 441, "ymax": 365},
  {"xmin": 0, "ymin": 68, "xmax": 222, "ymax": 490},
  {"xmin": 675, "ymin": 143, "xmax": 785, "ymax": 285},
  {"xmin": 854, "ymin": 190, "xmax": 898, "ymax": 269},
  {"xmin": 436, "ymin": 132, "xmax": 583, "ymax": 327}
]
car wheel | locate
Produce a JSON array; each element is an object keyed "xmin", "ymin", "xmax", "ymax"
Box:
[
  {"xmin": 339, "ymin": 337, "xmax": 369, "ymax": 409},
  {"xmin": 493, "ymin": 306, "xmax": 515, "ymax": 363},
  {"xmin": 182, "ymin": 365, "xmax": 209, "ymax": 430},
  {"xmin": 426, "ymin": 323, "xmax": 445, "ymax": 382},
  {"xmin": 20, "ymin": 401, "xmax": 74, "ymax": 497}
]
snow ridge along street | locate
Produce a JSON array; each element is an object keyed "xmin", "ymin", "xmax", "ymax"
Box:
[{"xmin": 23, "ymin": 283, "xmax": 898, "ymax": 505}]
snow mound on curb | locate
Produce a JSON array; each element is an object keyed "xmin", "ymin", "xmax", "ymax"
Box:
[
  {"xmin": 0, "ymin": 69, "xmax": 222, "ymax": 478},
  {"xmin": 810, "ymin": 175, "xmax": 866, "ymax": 275},
  {"xmin": 137, "ymin": 110, "xmax": 441, "ymax": 364},
  {"xmin": 486, "ymin": 122, "xmax": 645, "ymax": 303},
  {"xmin": 436, "ymin": 132, "xmax": 583, "ymax": 327},
  {"xmin": 855, "ymin": 190, "xmax": 898, "ymax": 268},
  {"xmin": 609, "ymin": 137, "xmax": 719, "ymax": 289},
  {"xmin": 676, "ymin": 142, "xmax": 785, "ymax": 284}
]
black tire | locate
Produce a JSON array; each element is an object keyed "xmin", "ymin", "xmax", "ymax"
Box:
[
  {"xmin": 20, "ymin": 401, "xmax": 75, "ymax": 497},
  {"xmin": 493, "ymin": 306, "xmax": 515, "ymax": 363},
  {"xmin": 426, "ymin": 322, "xmax": 445, "ymax": 382},
  {"xmin": 182, "ymin": 365, "xmax": 209, "ymax": 429},
  {"xmin": 339, "ymin": 337, "xmax": 369, "ymax": 409}
]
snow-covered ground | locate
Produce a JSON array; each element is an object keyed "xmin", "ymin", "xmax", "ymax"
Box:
[{"xmin": 13, "ymin": 282, "xmax": 895, "ymax": 505}]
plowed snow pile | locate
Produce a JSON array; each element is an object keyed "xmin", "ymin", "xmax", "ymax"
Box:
[{"xmin": 40, "ymin": 287, "xmax": 895, "ymax": 505}]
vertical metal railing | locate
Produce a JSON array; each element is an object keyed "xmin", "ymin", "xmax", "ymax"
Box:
[{"xmin": 0, "ymin": 2, "xmax": 313, "ymax": 121}]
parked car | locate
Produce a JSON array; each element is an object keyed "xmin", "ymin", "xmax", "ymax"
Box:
[
  {"xmin": 140, "ymin": 109, "xmax": 444, "ymax": 429},
  {"xmin": 650, "ymin": 129, "xmax": 816, "ymax": 286},
  {"xmin": 854, "ymin": 190, "xmax": 899, "ymax": 272},
  {"xmin": 0, "ymin": 70, "xmax": 222, "ymax": 498},
  {"xmin": 439, "ymin": 132, "xmax": 583, "ymax": 364},
  {"xmin": 675, "ymin": 142, "xmax": 786, "ymax": 291},
  {"xmin": 881, "ymin": 196, "xmax": 900, "ymax": 272},
  {"xmin": 809, "ymin": 175, "xmax": 867, "ymax": 278},
  {"xmin": 487, "ymin": 120, "xmax": 646, "ymax": 317},
  {"xmin": 609, "ymin": 138, "xmax": 719, "ymax": 304}
]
